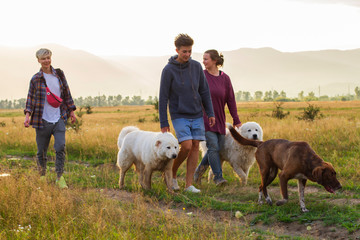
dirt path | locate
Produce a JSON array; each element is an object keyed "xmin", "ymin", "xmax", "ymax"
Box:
[{"xmin": 100, "ymin": 188, "xmax": 360, "ymax": 240}]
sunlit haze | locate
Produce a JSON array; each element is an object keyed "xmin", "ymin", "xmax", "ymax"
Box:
[{"xmin": 1, "ymin": 0, "xmax": 360, "ymax": 56}]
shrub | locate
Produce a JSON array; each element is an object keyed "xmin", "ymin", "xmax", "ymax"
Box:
[
  {"xmin": 297, "ymin": 103, "xmax": 323, "ymax": 121},
  {"xmin": 271, "ymin": 103, "xmax": 289, "ymax": 119},
  {"xmin": 67, "ymin": 107, "xmax": 84, "ymax": 132},
  {"xmin": 85, "ymin": 105, "xmax": 93, "ymax": 114},
  {"xmin": 152, "ymin": 114, "xmax": 159, "ymax": 122},
  {"xmin": 153, "ymin": 99, "xmax": 159, "ymax": 112}
]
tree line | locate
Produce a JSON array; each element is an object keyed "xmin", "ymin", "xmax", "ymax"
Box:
[
  {"xmin": 235, "ymin": 87, "xmax": 360, "ymax": 102},
  {"xmin": 1, "ymin": 87, "xmax": 359, "ymax": 109}
]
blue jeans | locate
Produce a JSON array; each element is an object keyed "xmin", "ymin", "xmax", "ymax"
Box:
[{"xmin": 198, "ymin": 131, "xmax": 225, "ymax": 181}]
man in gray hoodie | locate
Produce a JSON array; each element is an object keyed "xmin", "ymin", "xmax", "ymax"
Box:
[{"xmin": 159, "ymin": 34, "xmax": 215, "ymax": 193}]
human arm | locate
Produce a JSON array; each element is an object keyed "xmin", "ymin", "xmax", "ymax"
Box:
[
  {"xmin": 58, "ymin": 69, "xmax": 76, "ymax": 113},
  {"xmin": 23, "ymin": 79, "xmax": 36, "ymax": 128},
  {"xmin": 159, "ymin": 68, "xmax": 171, "ymax": 130},
  {"xmin": 225, "ymin": 75, "xmax": 241, "ymax": 127},
  {"xmin": 198, "ymin": 67, "xmax": 215, "ymax": 119}
]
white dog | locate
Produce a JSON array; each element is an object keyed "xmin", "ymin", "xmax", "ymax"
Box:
[
  {"xmin": 117, "ymin": 126, "xmax": 179, "ymax": 191},
  {"xmin": 197, "ymin": 122, "xmax": 263, "ymax": 185}
]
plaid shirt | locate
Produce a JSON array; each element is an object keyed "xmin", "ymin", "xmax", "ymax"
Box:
[{"xmin": 24, "ymin": 66, "xmax": 76, "ymax": 129}]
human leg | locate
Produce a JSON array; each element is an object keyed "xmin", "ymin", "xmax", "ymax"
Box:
[
  {"xmin": 194, "ymin": 152, "xmax": 209, "ymax": 184},
  {"xmin": 171, "ymin": 118, "xmax": 193, "ymax": 182},
  {"xmin": 35, "ymin": 121, "xmax": 53, "ymax": 176},
  {"xmin": 205, "ymin": 131, "xmax": 225, "ymax": 183},
  {"xmin": 185, "ymin": 140, "xmax": 200, "ymax": 188},
  {"xmin": 172, "ymin": 140, "xmax": 192, "ymax": 179},
  {"xmin": 53, "ymin": 119, "xmax": 66, "ymax": 179}
]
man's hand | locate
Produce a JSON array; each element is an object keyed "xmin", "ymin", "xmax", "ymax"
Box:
[
  {"xmin": 209, "ymin": 117, "xmax": 215, "ymax": 127},
  {"xmin": 161, "ymin": 126, "xmax": 170, "ymax": 133}
]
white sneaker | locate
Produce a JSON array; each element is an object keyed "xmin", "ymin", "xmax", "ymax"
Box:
[
  {"xmin": 172, "ymin": 179, "xmax": 180, "ymax": 191},
  {"xmin": 185, "ymin": 185, "xmax": 201, "ymax": 193}
]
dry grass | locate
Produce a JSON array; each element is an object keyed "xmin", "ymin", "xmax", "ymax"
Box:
[{"xmin": 0, "ymin": 101, "xmax": 359, "ymax": 238}]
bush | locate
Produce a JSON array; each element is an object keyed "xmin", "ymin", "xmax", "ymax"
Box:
[
  {"xmin": 271, "ymin": 103, "xmax": 289, "ymax": 119},
  {"xmin": 153, "ymin": 99, "xmax": 159, "ymax": 112},
  {"xmin": 85, "ymin": 105, "xmax": 93, "ymax": 114},
  {"xmin": 67, "ymin": 107, "xmax": 84, "ymax": 132},
  {"xmin": 297, "ymin": 103, "xmax": 323, "ymax": 121},
  {"xmin": 152, "ymin": 114, "xmax": 159, "ymax": 122}
]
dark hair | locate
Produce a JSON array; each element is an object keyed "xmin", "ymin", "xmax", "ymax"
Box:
[
  {"xmin": 205, "ymin": 49, "xmax": 224, "ymax": 67},
  {"xmin": 174, "ymin": 34, "xmax": 194, "ymax": 49}
]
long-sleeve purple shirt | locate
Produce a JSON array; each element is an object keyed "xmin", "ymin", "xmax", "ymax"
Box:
[{"xmin": 203, "ymin": 70, "xmax": 241, "ymax": 135}]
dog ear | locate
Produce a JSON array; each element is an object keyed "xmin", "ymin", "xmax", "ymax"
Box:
[
  {"xmin": 312, "ymin": 166, "xmax": 324, "ymax": 184},
  {"xmin": 155, "ymin": 140, "xmax": 161, "ymax": 147}
]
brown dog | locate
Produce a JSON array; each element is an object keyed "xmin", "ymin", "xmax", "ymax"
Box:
[{"xmin": 228, "ymin": 124, "xmax": 342, "ymax": 212}]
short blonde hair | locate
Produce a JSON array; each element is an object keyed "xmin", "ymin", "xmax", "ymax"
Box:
[{"xmin": 36, "ymin": 48, "xmax": 52, "ymax": 59}]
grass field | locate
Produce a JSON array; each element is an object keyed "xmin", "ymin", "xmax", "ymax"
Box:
[{"xmin": 0, "ymin": 101, "xmax": 359, "ymax": 239}]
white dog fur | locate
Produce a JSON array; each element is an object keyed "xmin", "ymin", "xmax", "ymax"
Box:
[
  {"xmin": 117, "ymin": 126, "xmax": 179, "ymax": 191},
  {"xmin": 199, "ymin": 122, "xmax": 263, "ymax": 185}
]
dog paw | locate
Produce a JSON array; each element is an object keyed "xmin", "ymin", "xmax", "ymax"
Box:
[
  {"xmin": 276, "ymin": 199, "xmax": 288, "ymax": 206},
  {"xmin": 301, "ymin": 207, "xmax": 309, "ymax": 213},
  {"xmin": 265, "ymin": 196, "xmax": 273, "ymax": 206}
]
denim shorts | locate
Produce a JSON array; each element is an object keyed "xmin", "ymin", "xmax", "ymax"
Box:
[{"xmin": 172, "ymin": 117, "xmax": 205, "ymax": 143}]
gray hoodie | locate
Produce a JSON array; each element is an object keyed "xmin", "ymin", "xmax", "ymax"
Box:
[{"xmin": 159, "ymin": 56, "xmax": 214, "ymax": 128}]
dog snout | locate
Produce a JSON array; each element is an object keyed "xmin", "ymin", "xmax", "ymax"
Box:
[
  {"xmin": 172, "ymin": 154, "xmax": 177, "ymax": 159},
  {"xmin": 252, "ymin": 134, "xmax": 258, "ymax": 140}
]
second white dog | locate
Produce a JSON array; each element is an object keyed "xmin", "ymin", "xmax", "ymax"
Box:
[
  {"xmin": 198, "ymin": 122, "xmax": 263, "ymax": 185},
  {"xmin": 117, "ymin": 126, "xmax": 179, "ymax": 191}
]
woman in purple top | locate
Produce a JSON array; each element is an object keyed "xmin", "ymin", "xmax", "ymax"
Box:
[{"xmin": 194, "ymin": 49, "xmax": 242, "ymax": 186}]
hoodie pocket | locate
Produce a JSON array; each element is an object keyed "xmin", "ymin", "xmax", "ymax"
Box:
[{"xmin": 176, "ymin": 95, "xmax": 202, "ymax": 114}]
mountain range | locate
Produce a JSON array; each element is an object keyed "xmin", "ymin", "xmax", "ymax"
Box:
[{"xmin": 1, "ymin": 44, "xmax": 359, "ymax": 100}]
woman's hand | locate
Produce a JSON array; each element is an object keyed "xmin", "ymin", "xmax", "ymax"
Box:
[
  {"xmin": 70, "ymin": 111, "xmax": 77, "ymax": 124},
  {"xmin": 24, "ymin": 113, "xmax": 30, "ymax": 128}
]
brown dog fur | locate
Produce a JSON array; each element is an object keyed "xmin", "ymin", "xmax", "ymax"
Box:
[{"xmin": 228, "ymin": 125, "xmax": 342, "ymax": 212}]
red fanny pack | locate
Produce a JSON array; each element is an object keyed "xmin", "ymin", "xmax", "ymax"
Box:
[{"xmin": 44, "ymin": 82, "xmax": 63, "ymax": 108}]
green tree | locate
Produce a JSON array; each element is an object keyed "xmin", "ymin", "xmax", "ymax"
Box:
[
  {"xmin": 273, "ymin": 90, "xmax": 279, "ymax": 99},
  {"xmin": 243, "ymin": 92, "xmax": 251, "ymax": 101},
  {"xmin": 263, "ymin": 91, "xmax": 273, "ymax": 102},
  {"xmin": 355, "ymin": 86, "xmax": 360, "ymax": 100},
  {"xmin": 280, "ymin": 90, "xmax": 286, "ymax": 98},
  {"xmin": 115, "ymin": 94, "xmax": 123, "ymax": 106},
  {"xmin": 235, "ymin": 91, "xmax": 242, "ymax": 102},
  {"xmin": 122, "ymin": 96, "xmax": 131, "ymax": 105},
  {"xmin": 254, "ymin": 91, "xmax": 263, "ymax": 101},
  {"xmin": 304, "ymin": 91, "xmax": 318, "ymax": 101},
  {"xmin": 130, "ymin": 96, "xmax": 145, "ymax": 105},
  {"xmin": 298, "ymin": 91, "xmax": 304, "ymax": 101}
]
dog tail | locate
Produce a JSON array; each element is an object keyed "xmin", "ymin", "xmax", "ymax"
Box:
[
  {"xmin": 227, "ymin": 123, "xmax": 262, "ymax": 148},
  {"xmin": 117, "ymin": 126, "xmax": 139, "ymax": 149}
]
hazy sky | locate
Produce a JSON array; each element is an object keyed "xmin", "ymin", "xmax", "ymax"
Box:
[{"xmin": 1, "ymin": 0, "xmax": 360, "ymax": 56}]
